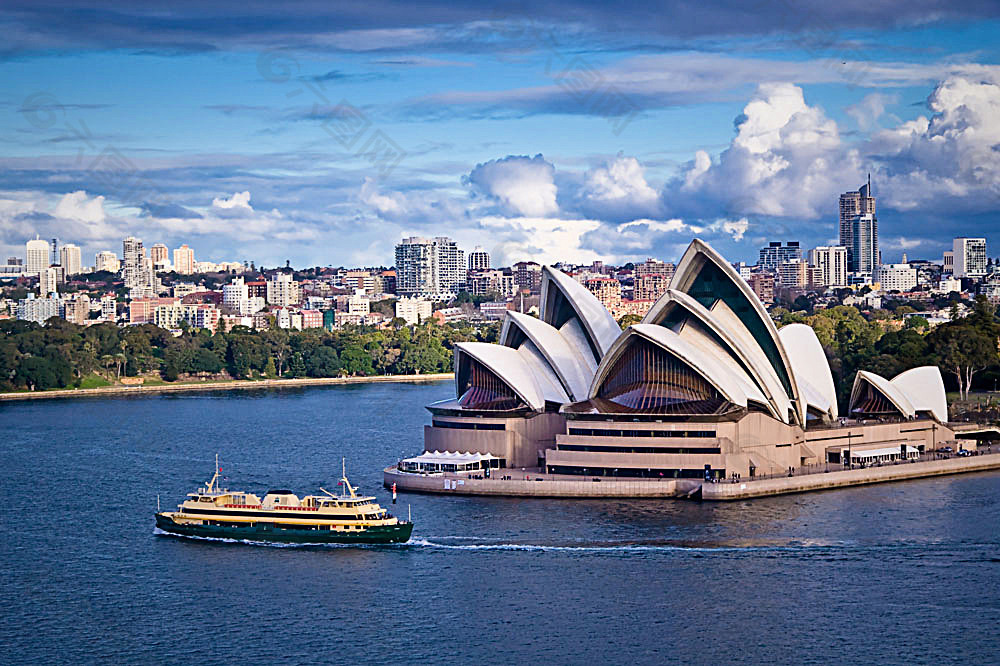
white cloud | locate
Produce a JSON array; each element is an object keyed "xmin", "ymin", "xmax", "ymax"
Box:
[
  {"xmin": 846, "ymin": 92, "xmax": 899, "ymax": 130},
  {"xmin": 478, "ymin": 215, "xmax": 602, "ymax": 265},
  {"xmin": 577, "ymin": 154, "xmax": 661, "ymax": 220},
  {"xmin": 211, "ymin": 191, "xmax": 253, "ymax": 211},
  {"xmin": 54, "ymin": 191, "xmax": 107, "ymax": 223},
  {"xmin": 467, "ymin": 154, "xmax": 558, "ymax": 217}
]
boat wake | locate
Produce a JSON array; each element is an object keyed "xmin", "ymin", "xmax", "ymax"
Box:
[{"xmin": 405, "ymin": 536, "xmax": 821, "ymax": 554}]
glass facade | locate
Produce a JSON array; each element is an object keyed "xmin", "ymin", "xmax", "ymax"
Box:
[
  {"xmin": 457, "ymin": 357, "xmax": 524, "ymax": 411},
  {"xmin": 596, "ymin": 337, "xmax": 728, "ymax": 414}
]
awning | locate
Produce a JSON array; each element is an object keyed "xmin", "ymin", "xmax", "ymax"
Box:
[
  {"xmin": 402, "ymin": 450, "xmax": 499, "ymax": 465},
  {"xmin": 846, "ymin": 445, "xmax": 919, "ymax": 459}
]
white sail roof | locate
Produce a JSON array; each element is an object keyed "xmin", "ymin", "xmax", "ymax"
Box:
[
  {"xmin": 454, "ymin": 342, "xmax": 569, "ymax": 411},
  {"xmin": 644, "ymin": 288, "xmax": 792, "ymax": 422},
  {"xmin": 890, "ymin": 366, "xmax": 948, "ymax": 422},
  {"xmin": 664, "ymin": 239, "xmax": 805, "ymax": 425},
  {"xmin": 779, "ymin": 323, "xmax": 838, "ymax": 421},
  {"xmin": 539, "ymin": 266, "xmax": 621, "ymax": 362},
  {"xmin": 850, "ymin": 370, "xmax": 916, "ymax": 418},
  {"xmin": 500, "ymin": 311, "xmax": 594, "ymax": 401}
]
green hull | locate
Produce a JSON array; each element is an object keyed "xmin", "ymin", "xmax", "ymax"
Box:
[{"xmin": 155, "ymin": 513, "xmax": 413, "ymax": 544}]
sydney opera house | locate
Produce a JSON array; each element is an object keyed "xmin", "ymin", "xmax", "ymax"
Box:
[{"xmin": 406, "ymin": 239, "xmax": 957, "ymax": 484}]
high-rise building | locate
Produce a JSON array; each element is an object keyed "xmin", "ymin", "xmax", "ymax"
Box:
[
  {"xmin": 59, "ymin": 244, "xmax": 82, "ymax": 276},
  {"xmin": 173, "ymin": 244, "xmax": 195, "ymax": 275},
  {"xmin": 633, "ymin": 273, "xmax": 671, "ymax": 301},
  {"xmin": 513, "ymin": 261, "xmax": 542, "ymax": 292},
  {"xmin": 95, "ymin": 250, "xmax": 120, "ymax": 273},
  {"xmin": 584, "ymin": 276, "xmax": 622, "ymax": 310},
  {"xmin": 839, "ymin": 176, "xmax": 877, "ymax": 272},
  {"xmin": 808, "ymin": 246, "xmax": 848, "ymax": 287},
  {"xmin": 25, "ymin": 237, "xmax": 49, "ymax": 276},
  {"xmin": 953, "ymin": 237, "xmax": 987, "ymax": 278},
  {"xmin": 747, "ymin": 273, "xmax": 775, "ymax": 305},
  {"xmin": 468, "ymin": 246, "xmax": 490, "ymax": 271},
  {"xmin": 150, "ymin": 243, "xmax": 169, "ymax": 265},
  {"xmin": 758, "ymin": 242, "xmax": 801, "ymax": 271},
  {"xmin": 101, "ymin": 293, "xmax": 117, "ymax": 322},
  {"xmin": 223, "ymin": 277, "xmax": 252, "ymax": 314},
  {"xmin": 394, "ymin": 296, "xmax": 433, "ymax": 326},
  {"xmin": 38, "ymin": 266, "xmax": 58, "ymax": 296},
  {"xmin": 266, "ymin": 272, "xmax": 301, "ymax": 306},
  {"xmin": 64, "ymin": 293, "xmax": 91, "ymax": 325},
  {"xmin": 395, "ymin": 236, "xmax": 465, "ymax": 299},
  {"xmin": 851, "ymin": 214, "xmax": 878, "ymax": 275},
  {"xmin": 122, "ymin": 237, "xmax": 145, "ymax": 289},
  {"xmin": 776, "ymin": 259, "xmax": 808, "ymax": 288}
]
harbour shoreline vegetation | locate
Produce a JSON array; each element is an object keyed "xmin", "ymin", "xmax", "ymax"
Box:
[{"xmin": 0, "ymin": 318, "xmax": 496, "ymax": 394}]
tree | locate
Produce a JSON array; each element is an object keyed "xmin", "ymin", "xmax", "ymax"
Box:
[
  {"xmin": 929, "ymin": 324, "xmax": 997, "ymax": 399},
  {"xmin": 339, "ymin": 345, "xmax": 373, "ymax": 376},
  {"xmin": 617, "ymin": 314, "xmax": 642, "ymax": 329},
  {"xmin": 263, "ymin": 356, "xmax": 277, "ymax": 378},
  {"xmin": 287, "ymin": 352, "xmax": 306, "ymax": 378},
  {"xmin": 16, "ymin": 356, "xmax": 57, "ymax": 391},
  {"xmin": 306, "ymin": 346, "xmax": 340, "ymax": 377}
]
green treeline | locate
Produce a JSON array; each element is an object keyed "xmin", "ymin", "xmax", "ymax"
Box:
[
  {"xmin": 2, "ymin": 298, "xmax": 998, "ymax": 404},
  {"xmin": 0, "ymin": 319, "xmax": 499, "ymax": 392}
]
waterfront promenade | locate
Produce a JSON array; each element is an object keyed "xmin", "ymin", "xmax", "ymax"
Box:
[
  {"xmin": 385, "ymin": 448, "xmax": 1000, "ymax": 500},
  {"xmin": 0, "ymin": 373, "xmax": 453, "ymax": 401}
]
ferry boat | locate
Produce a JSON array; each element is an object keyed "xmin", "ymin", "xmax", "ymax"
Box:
[{"xmin": 155, "ymin": 458, "xmax": 413, "ymax": 544}]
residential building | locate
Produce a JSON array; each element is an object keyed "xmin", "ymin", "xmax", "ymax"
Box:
[
  {"xmin": 64, "ymin": 293, "xmax": 90, "ymax": 325},
  {"xmin": 876, "ymin": 263, "xmax": 918, "ymax": 292},
  {"xmin": 25, "ymin": 237, "xmax": 49, "ymax": 276},
  {"xmin": 469, "ymin": 269, "xmax": 515, "ymax": 298},
  {"xmin": 95, "ymin": 250, "xmax": 120, "ymax": 273},
  {"xmin": 101, "ymin": 293, "xmax": 117, "ymax": 322},
  {"xmin": 758, "ymin": 242, "xmax": 801, "ymax": 271},
  {"xmin": 808, "ymin": 246, "xmax": 848, "ymax": 287},
  {"xmin": 468, "ymin": 246, "xmax": 490, "ymax": 271},
  {"xmin": 266, "ymin": 272, "xmax": 301, "ymax": 306},
  {"xmin": 584, "ymin": 276, "xmax": 622, "ymax": 311},
  {"xmin": 17, "ymin": 295, "xmax": 60, "ymax": 323},
  {"xmin": 613, "ymin": 298, "xmax": 656, "ymax": 319},
  {"xmin": 394, "ymin": 236, "xmax": 465, "ymax": 299},
  {"xmin": 747, "ymin": 272, "xmax": 775, "ymax": 305},
  {"xmin": 633, "ymin": 258, "xmax": 676, "ymax": 280},
  {"xmin": 38, "ymin": 266, "xmax": 58, "ymax": 296},
  {"xmin": 59, "ymin": 244, "xmax": 82, "ymax": 276},
  {"xmin": 246, "ymin": 280, "xmax": 267, "ymax": 299},
  {"xmin": 851, "ymin": 214, "xmax": 879, "ymax": 275},
  {"xmin": 479, "ymin": 301, "xmax": 511, "ymax": 320},
  {"xmin": 953, "ymin": 237, "xmax": 987, "ymax": 278},
  {"xmin": 633, "ymin": 273, "xmax": 671, "ymax": 301},
  {"xmin": 153, "ymin": 303, "xmax": 220, "ymax": 331},
  {"xmin": 776, "ymin": 259, "xmax": 808, "ymax": 288},
  {"xmin": 122, "ymin": 237, "xmax": 145, "ymax": 289},
  {"xmin": 432, "ymin": 307, "xmax": 467, "ymax": 324},
  {"xmin": 731, "ymin": 262, "xmax": 752, "ymax": 281},
  {"xmin": 839, "ymin": 176, "xmax": 877, "ymax": 271},
  {"xmin": 130, "ymin": 297, "xmax": 180, "ymax": 324},
  {"xmin": 172, "ymin": 283, "xmax": 200, "ymax": 299},
  {"xmin": 300, "ymin": 309, "xmax": 323, "ymax": 329},
  {"xmin": 937, "ymin": 276, "xmax": 962, "ymax": 294},
  {"xmin": 395, "ymin": 297, "xmax": 433, "ymax": 325},
  {"xmin": 513, "ymin": 261, "xmax": 542, "ymax": 292},
  {"xmin": 150, "ymin": 243, "xmax": 169, "ymax": 265},
  {"xmin": 173, "ymin": 244, "xmax": 195, "ymax": 275},
  {"xmin": 222, "ymin": 277, "xmax": 249, "ymax": 313}
]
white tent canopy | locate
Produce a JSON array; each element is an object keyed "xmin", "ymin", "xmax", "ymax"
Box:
[{"xmin": 400, "ymin": 450, "xmax": 505, "ymax": 473}]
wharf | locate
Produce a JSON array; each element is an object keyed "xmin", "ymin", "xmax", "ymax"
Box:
[{"xmin": 384, "ymin": 450, "xmax": 1000, "ymax": 500}]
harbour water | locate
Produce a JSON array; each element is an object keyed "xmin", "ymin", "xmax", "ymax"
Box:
[{"xmin": 2, "ymin": 380, "xmax": 999, "ymax": 664}]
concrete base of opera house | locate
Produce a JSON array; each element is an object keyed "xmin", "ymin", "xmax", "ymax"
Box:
[{"xmin": 384, "ymin": 450, "xmax": 1000, "ymax": 500}]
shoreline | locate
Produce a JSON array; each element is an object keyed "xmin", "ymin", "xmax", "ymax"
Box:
[
  {"xmin": 0, "ymin": 373, "xmax": 453, "ymax": 401},
  {"xmin": 384, "ymin": 450, "xmax": 1000, "ymax": 500}
]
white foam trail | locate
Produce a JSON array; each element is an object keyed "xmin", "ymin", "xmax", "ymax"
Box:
[{"xmin": 405, "ymin": 537, "xmax": 805, "ymax": 553}]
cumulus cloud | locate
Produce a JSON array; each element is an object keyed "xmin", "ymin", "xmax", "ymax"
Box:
[
  {"xmin": 466, "ymin": 154, "xmax": 558, "ymax": 217},
  {"xmin": 479, "ymin": 215, "xmax": 602, "ymax": 265},
  {"xmin": 846, "ymin": 92, "xmax": 899, "ymax": 130},
  {"xmin": 668, "ymin": 82, "xmax": 861, "ymax": 220},
  {"xmin": 576, "ymin": 154, "xmax": 661, "ymax": 221},
  {"xmin": 54, "ymin": 191, "xmax": 106, "ymax": 223},
  {"xmin": 869, "ymin": 75, "xmax": 1000, "ymax": 214},
  {"xmin": 211, "ymin": 191, "xmax": 253, "ymax": 211}
]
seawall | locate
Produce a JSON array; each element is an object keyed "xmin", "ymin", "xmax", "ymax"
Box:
[
  {"xmin": 700, "ymin": 453, "xmax": 1000, "ymax": 500},
  {"xmin": 0, "ymin": 373, "xmax": 453, "ymax": 402},
  {"xmin": 384, "ymin": 467, "xmax": 688, "ymax": 498}
]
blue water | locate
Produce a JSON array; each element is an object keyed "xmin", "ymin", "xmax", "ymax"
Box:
[{"xmin": 2, "ymin": 381, "xmax": 999, "ymax": 665}]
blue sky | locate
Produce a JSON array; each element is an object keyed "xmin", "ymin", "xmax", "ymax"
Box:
[{"xmin": 1, "ymin": 1, "xmax": 999, "ymax": 268}]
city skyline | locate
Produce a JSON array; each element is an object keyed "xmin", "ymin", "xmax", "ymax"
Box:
[{"xmin": 1, "ymin": 3, "xmax": 999, "ymax": 268}]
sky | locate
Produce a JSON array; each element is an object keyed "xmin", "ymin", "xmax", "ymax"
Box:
[{"xmin": 1, "ymin": 1, "xmax": 999, "ymax": 269}]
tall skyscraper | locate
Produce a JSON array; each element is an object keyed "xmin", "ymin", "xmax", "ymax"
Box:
[
  {"xmin": 758, "ymin": 241, "xmax": 801, "ymax": 271},
  {"xmin": 808, "ymin": 246, "xmax": 848, "ymax": 287},
  {"xmin": 395, "ymin": 236, "xmax": 465, "ymax": 299},
  {"xmin": 468, "ymin": 246, "xmax": 490, "ymax": 271},
  {"xmin": 95, "ymin": 250, "xmax": 120, "ymax": 273},
  {"xmin": 59, "ymin": 244, "xmax": 82, "ymax": 276},
  {"xmin": 851, "ymin": 214, "xmax": 878, "ymax": 275},
  {"xmin": 25, "ymin": 237, "xmax": 49, "ymax": 276},
  {"xmin": 173, "ymin": 244, "xmax": 195, "ymax": 274},
  {"xmin": 122, "ymin": 236, "xmax": 145, "ymax": 288},
  {"xmin": 839, "ymin": 176, "xmax": 878, "ymax": 272},
  {"xmin": 953, "ymin": 237, "xmax": 987, "ymax": 278}
]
